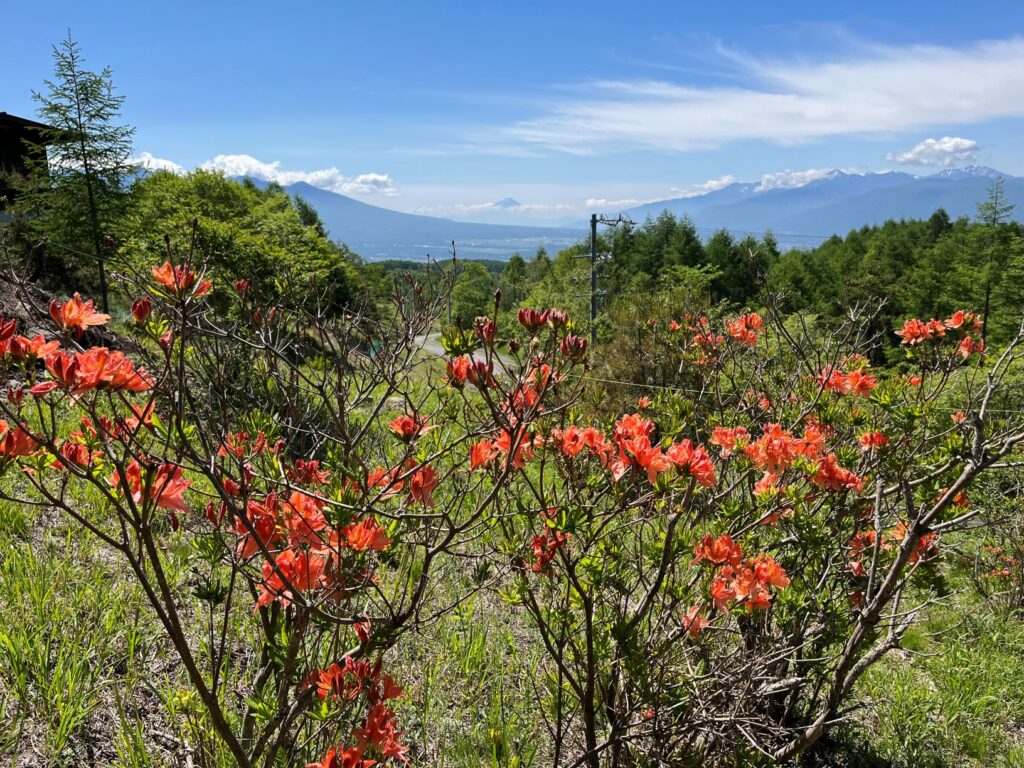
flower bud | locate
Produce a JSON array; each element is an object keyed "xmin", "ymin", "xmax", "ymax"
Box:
[
  {"xmin": 518, "ymin": 308, "xmax": 549, "ymax": 333},
  {"xmin": 475, "ymin": 317, "xmax": 497, "ymax": 345},
  {"xmin": 547, "ymin": 309, "xmax": 568, "ymax": 330},
  {"xmin": 131, "ymin": 297, "xmax": 152, "ymax": 326},
  {"xmin": 560, "ymin": 333, "xmax": 588, "ymax": 362}
]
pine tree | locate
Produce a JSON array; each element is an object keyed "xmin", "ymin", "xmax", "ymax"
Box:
[{"xmin": 25, "ymin": 31, "xmax": 136, "ymax": 310}]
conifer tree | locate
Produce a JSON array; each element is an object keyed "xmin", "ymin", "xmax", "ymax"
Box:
[
  {"xmin": 976, "ymin": 176, "xmax": 1016, "ymax": 340},
  {"xmin": 25, "ymin": 31, "xmax": 136, "ymax": 310}
]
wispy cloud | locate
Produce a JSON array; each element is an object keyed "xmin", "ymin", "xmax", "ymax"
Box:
[
  {"xmin": 885, "ymin": 136, "xmax": 980, "ymax": 167},
  {"xmin": 199, "ymin": 154, "xmax": 397, "ymax": 195},
  {"xmin": 584, "ymin": 197, "xmax": 657, "ymax": 210},
  {"xmin": 478, "ymin": 37, "xmax": 1024, "ymax": 155},
  {"xmin": 409, "ymin": 200, "xmax": 573, "ymax": 217}
]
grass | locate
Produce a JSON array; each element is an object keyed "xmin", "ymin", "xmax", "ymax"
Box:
[
  {"xmin": 837, "ymin": 602, "xmax": 1024, "ymax": 767},
  {"xmin": 4, "ymin": 484, "xmax": 1024, "ymax": 766}
]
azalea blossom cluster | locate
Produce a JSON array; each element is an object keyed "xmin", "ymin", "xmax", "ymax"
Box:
[
  {"xmin": 817, "ymin": 365, "xmax": 878, "ymax": 398},
  {"xmin": 209, "ymin": 430, "xmax": 405, "ymax": 609},
  {"xmin": 307, "ymin": 655, "xmax": 408, "ymax": 765},
  {"xmin": 717, "ymin": 421, "xmax": 864, "ymax": 497},
  {"xmin": 895, "ymin": 309, "xmax": 985, "ymax": 358},
  {"xmin": 691, "ymin": 534, "xmax": 791, "ymax": 615},
  {"xmin": 658, "ymin": 311, "xmax": 765, "ymax": 365},
  {"xmin": 471, "ymin": 412, "xmax": 718, "ymax": 491}
]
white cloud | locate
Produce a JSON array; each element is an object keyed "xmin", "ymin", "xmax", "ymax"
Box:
[
  {"xmin": 885, "ymin": 136, "xmax": 980, "ymax": 167},
  {"xmin": 481, "ymin": 37, "xmax": 1024, "ymax": 154},
  {"xmin": 199, "ymin": 154, "xmax": 397, "ymax": 195},
  {"xmin": 756, "ymin": 168, "xmax": 848, "ymax": 191},
  {"xmin": 134, "ymin": 152, "xmax": 185, "ymax": 173},
  {"xmin": 669, "ymin": 174, "xmax": 736, "ymax": 198}
]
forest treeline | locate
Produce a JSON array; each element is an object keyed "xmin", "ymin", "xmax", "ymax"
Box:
[{"xmin": 425, "ymin": 190, "xmax": 1024, "ymax": 352}]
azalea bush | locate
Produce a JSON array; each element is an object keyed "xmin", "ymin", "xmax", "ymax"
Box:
[
  {"xmin": 468, "ymin": 305, "xmax": 1024, "ymax": 765},
  {"xmin": 0, "ymin": 260, "xmax": 587, "ymax": 767},
  {"xmin": 2, "ymin": 255, "xmax": 1024, "ymax": 767}
]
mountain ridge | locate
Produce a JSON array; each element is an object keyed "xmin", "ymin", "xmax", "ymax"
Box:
[{"xmin": 241, "ymin": 167, "xmax": 1024, "ymax": 260}]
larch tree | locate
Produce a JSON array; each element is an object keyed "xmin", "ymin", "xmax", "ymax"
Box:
[{"xmin": 26, "ymin": 31, "xmax": 136, "ymax": 311}]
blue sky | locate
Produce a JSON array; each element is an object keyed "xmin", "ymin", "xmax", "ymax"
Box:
[{"xmin": 4, "ymin": 1, "xmax": 1024, "ymax": 223}]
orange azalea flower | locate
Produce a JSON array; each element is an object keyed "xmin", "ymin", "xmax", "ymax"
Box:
[
  {"xmin": 682, "ymin": 605, "xmax": 709, "ymax": 638},
  {"xmin": 305, "ymin": 745, "xmax": 375, "ymax": 768},
  {"xmin": 0, "ymin": 420, "xmax": 38, "ymax": 460},
  {"xmin": 256, "ymin": 548, "xmax": 329, "ymax": 608},
  {"xmin": 151, "ymin": 261, "xmax": 212, "ymax": 298},
  {"xmin": 944, "ymin": 310, "xmax": 980, "ymax": 332},
  {"xmin": 613, "ymin": 435, "xmax": 671, "ymax": 484},
  {"xmin": 108, "ymin": 460, "xmax": 191, "ymax": 516},
  {"xmin": 353, "ymin": 701, "xmax": 409, "ymax": 763},
  {"xmin": 858, "ymin": 431, "xmax": 890, "ymax": 451},
  {"xmin": 710, "ymin": 571, "xmax": 737, "ymax": 612},
  {"xmin": 494, "ymin": 428, "xmax": 535, "ymax": 469},
  {"xmin": 47, "ymin": 348, "xmax": 153, "ymax": 395},
  {"xmin": 283, "ymin": 491, "xmax": 329, "ymax": 548},
  {"xmin": 55, "ymin": 439, "xmax": 94, "ymax": 469},
  {"xmin": 957, "ymin": 336, "xmax": 984, "ymax": 358},
  {"xmin": 691, "ymin": 533, "xmax": 743, "ymax": 567},
  {"xmin": 613, "ymin": 413, "xmax": 655, "ymax": 444},
  {"xmin": 235, "ymin": 495, "xmax": 284, "ymax": 559},
  {"xmin": 810, "ymin": 453, "xmax": 863, "ymax": 492},
  {"xmin": 666, "ymin": 439, "xmax": 717, "ymax": 488},
  {"xmin": 286, "ymin": 459, "xmax": 331, "ymax": 485},
  {"xmin": 709, "ymin": 426, "xmax": 749, "ymax": 458},
  {"xmin": 407, "ymin": 464, "xmax": 439, "ymax": 506},
  {"xmin": 637, "ymin": 396, "xmax": 653, "ymax": 409},
  {"xmin": 752, "ymin": 553, "xmax": 790, "ymax": 589},
  {"xmin": 343, "ymin": 517, "xmax": 391, "ymax": 551},
  {"xmin": 726, "ymin": 312, "xmax": 763, "ymax": 347},
  {"xmin": 445, "ymin": 355, "xmax": 472, "ymax": 387},
  {"xmin": 753, "ymin": 471, "xmax": 779, "ymax": 497},
  {"xmin": 896, "ymin": 317, "xmax": 946, "ymax": 345},
  {"xmin": 365, "ymin": 466, "xmax": 403, "ymax": 497},
  {"xmin": 529, "ymin": 528, "xmax": 569, "ymax": 573},
  {"xmin": 9, "ymin": 334, "xmax": 60, "ymax": 363},
  {"xmin": 884, "ymin": 522, "xmax": 939, "ymax": 564},
  {"xmin": 744, "ymin": 423, "xmax": 800, "ymax": 474},
  {"xmin": 845, "ymin": 369, "xmax": 877, "ymax": 398},
  {"xmin": 48, "ymin": 293, "xmax": 110, "ymax": 338},
  {"xmin": 388, "ymin": 413, "xmax": 435, "ymax": 440},
  {"xmin": 469, "ymin": 438, "xmax": 498, "ymax": 469}
]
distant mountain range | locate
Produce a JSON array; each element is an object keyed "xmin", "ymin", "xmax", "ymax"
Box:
[
  {"xmin": 243, "ymin": 166, "xmax": 1024, "ymax": 261},
  {"xmin": 614, "ymin": 166, "xmax": 1024, "ymax": 248},
  {"xmin": 278, "ymin": 182, "xmax": 580, "ymax": 261}
]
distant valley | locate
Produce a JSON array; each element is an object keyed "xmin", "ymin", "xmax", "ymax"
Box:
[{"xmin": 268, "ymin": 166, "xmax": 1024, "ymax": 261}]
